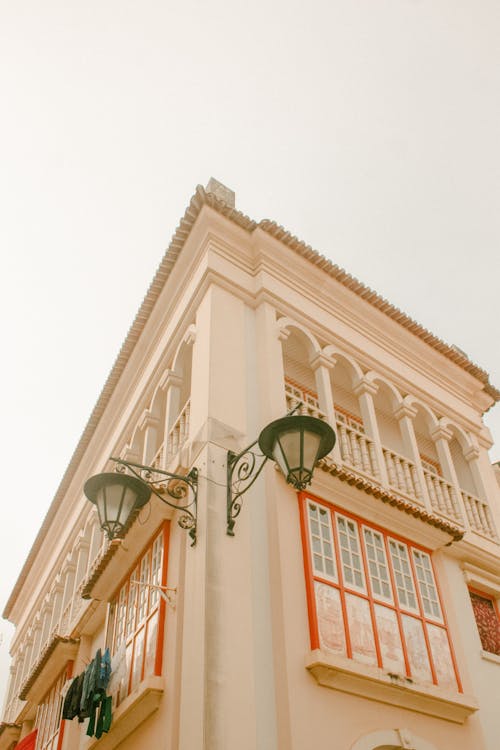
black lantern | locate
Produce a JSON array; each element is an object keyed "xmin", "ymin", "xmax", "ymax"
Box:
[
  {"xmin": 227, "ymin": 408, "xmax": 336, "ymax": 535},
  {"xmin": 258, "ymin": 415, "xmax": 335, "ymax": 490},
  {"xmin": 84, "ymin": 459, "xmax": 199, "ymax": 544},
  {"xmin": 84, "ymin": 472, "xmax": 151, "ymax": 540}
]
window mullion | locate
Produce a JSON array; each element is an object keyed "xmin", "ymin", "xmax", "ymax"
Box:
[
  {"xmin": 383, "ymin": 534, "xmax": 411, "ymax": 678},
  {"xmin": 332, "ymin": 510, "xmax": 352, "ymax": 659},
  {"xmin": 357, "ymin": 519, "xmax": 383, "ymax": 668},
  {"xmin": 407, "ymin": 545, "xmax": 438, "ymax": 686}
]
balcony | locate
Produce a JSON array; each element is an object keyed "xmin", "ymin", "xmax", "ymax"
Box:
[
  {"xmin": 167, "ymin": 399, "xmax": 190, "ymax": 464},
  {"xmin": 283, "ymin": 377, "xmax": 497, "ymax": 542}
]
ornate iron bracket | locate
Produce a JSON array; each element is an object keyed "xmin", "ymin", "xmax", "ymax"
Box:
[
  {"xmin": 111, "ymin": 457, "xmax": 198, "ymax": 546},
  {"xmin": 226, "ymin": 403, "xmax": 303, "ymax": 536},
  {"xmin": 227, "ymin": 440, "xmax": 269, "ymax": 536}
]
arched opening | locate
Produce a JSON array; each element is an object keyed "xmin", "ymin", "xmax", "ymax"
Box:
[
  {"xmin": 282, "ymin": 329, "xmax": 323, "ymax": 417},
  {"xmin": 166, "ymin": 342, "xmax": 193, "ymax": 464},
  {"xmin": 373, "ymin": 382, "xmax": 418, "ymax": 500}
]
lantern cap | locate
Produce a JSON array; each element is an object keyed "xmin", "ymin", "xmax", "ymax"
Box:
[
  {"xmin": 258, "ymin": 414, "xmax": 335, "ymax": 461},
  {"xmin": 84, "ymin": 472, "xmax": 151, "ymax": 508}
]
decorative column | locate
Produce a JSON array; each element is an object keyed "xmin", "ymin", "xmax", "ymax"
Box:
[
  {"xmin": 430, "ymin": 425, "xmax": 469, "ymax": 530},
  {"xmin": 310, "ymin": 353, "xmax": 342, "ymax": 463},
  {"xmin": 394, "ymin": 402, "xmax": 429, "ymax": 509},
  {"xmin": 139, "ymin": 409, "xmax": 161, "ymax": 465},
  {"xmin": 70, "ymin": 537, "xmax": 90, "ymax": 624},
  {"xmin": 159, "ymin": 369, "xmax": 183, "ymax": 466},
  {"xmin": 353, "ymin": 377, "xmax": 389, "ymax": 485}
]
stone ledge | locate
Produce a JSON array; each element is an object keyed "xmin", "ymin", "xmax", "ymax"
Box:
[
  {"xmin": 306, "ymin": 650, "xmax": 478, "ymax": 724},
  {"xmin": 84, "ymin": 676, "xmax": 164, "ymax": 750}
]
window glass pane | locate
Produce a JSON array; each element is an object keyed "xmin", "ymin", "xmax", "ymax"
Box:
[
  {"xmin": 427, "ymin": 624, "xmax": 457, "ymax": 690},
  {"xmin": 126, "ymin": 571, "xmax": 138, "ymax": 637},
  {"xmin": 336, "ymin": 516, "xmax": 365, "ymax": 592},
  {"xmin": 363, "ymin": 528, "xmax": 393, "ymax": 603},
  {"xmin": 412, "ymin": 550, "xmax": 441, "ymax": 620},
  {"xmin": 314, "ymin": 582, "xmax": 346, "ymax": 655},
  {"xmin": 130, "ymin": 627, "xmax": 145, "ymax": 692},
  {"xmin": 137, "ymin": 553, "xmax": 151, "ymax": 623},
  {"xmin": 389, "ymin": 541, "xmax": 417, "ymax": 611},
  {"xmin": 402, "ymin": 614, "xmax": 433, "ymax": 683},
  {"xmin": 345, "ymin": 593, "xmax": 377, "ymax": 666},
  {"xmin": 144, "ymin": 611, "xmax": 159, "ymax": 677},
  {"xmin": 374, "ymin": 604, "xmax": 405, "ymax": 674},
  {"xmin": 307, "ymin": 503, "xmax": 336, "ymax": 581}
]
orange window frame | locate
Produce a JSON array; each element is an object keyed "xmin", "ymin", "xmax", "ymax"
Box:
[
  {"xmin": 107, "ymin": 523, "xmax": 170, "ymax": 699},
  {"xmin": 35, "ymin": 661, "xmax": 73, "ymax": 750},
  {"xmin": 468, "ymin": 587, "xmax": 500, "ymax": 655},
  {"xmin": 299, "ymin": 492, "xmax": 462, "ymax": 692}
]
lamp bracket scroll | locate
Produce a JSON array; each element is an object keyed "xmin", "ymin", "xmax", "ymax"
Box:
[
  {"xmin": 227, "ymin": 439, "xmax": 268, "ymax": 536},
  {"xmin": 111, "ymin": 457, "xmax": 198, "ymax": 545}
]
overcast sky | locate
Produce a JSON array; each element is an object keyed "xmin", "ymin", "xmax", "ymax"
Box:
[{"xmin": 0, "ymin": 0, "xmax": 499, "ymax": 706}]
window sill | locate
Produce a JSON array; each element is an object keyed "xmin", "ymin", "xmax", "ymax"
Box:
[
  {"xmin": 84, "ymin": 676, "xmax": 164, "ymax": 750},
  {"xmin": 306, "ymin": 650, "xmax": 478, "ymax": 724},
  {"xmin": 481, "ymin": 650, "xmax": 500, "ymax": 665}
]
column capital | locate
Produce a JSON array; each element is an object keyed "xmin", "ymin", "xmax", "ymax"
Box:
[
  {"xmin": 464, "ymin": 445, "xmax": 480, "ymax": 462},
  {"xmin": 159, "ymin": 369, "xmax": 183, "ymax": 391},
  {"xmin": 310, "ymin": 352, "xmax": 336, "ymax": 371},
  {"xmin": 353, "ymin": 377, "xmax": 378, "ymax": 398},
  {"xmin": 182, "ymin": 323, "xmax": 197, "ymax": 347},
  {"xmin": 430, "ymin": 424, "xmax": 453, "ymax": 443},
  {"xmin": 138, "ymin": 409, "xmax": 160, "ymax": 432},
  {"xmin": 277, "ymin": 325, "xmax": 291, "ymax": 342},
  {"xmin": 394, "ymin": 403, "xmax": 418, "ymax": 421}
]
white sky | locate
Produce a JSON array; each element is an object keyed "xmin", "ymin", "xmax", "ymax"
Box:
[{"xmin": 0, "ymin": 0, "xmax": 499, "ymax": 706}]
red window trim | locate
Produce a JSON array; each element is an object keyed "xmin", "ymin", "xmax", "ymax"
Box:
[
  {"xmin": 299, "ymin": 492, "xmax": 462, "ymax": 692},
  {"xmin": 107, "ymin": 522, "xmax": 170, "ymax": 697},
  {"xmin": 468, "ymin": 586, "xmax": 500, "ymax": 655}
]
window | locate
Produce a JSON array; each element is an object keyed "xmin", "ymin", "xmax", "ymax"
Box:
[
  {"xmin": 469, "ymin": 589, "xmax": 500, "ymax": 655},
  {"xmin": 107, "ymin": 525, "xmax": 169, "ymax": 704},
  {"xmin": 34, "ymin": 667, "xmax": 70, "ymax": 750},
  {"xmin": 301, "ymin": 495, "xmax": 461, "ymax": 691}
]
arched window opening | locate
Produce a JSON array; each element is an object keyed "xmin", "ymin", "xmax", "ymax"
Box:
[
  {"xmin": 283, "ymin": 331, "xmax": 324, "ymax": 418},
  {"xmin": 449, "ymin": 432, "xmax": 477, "ymax": 497},
  {"xmin": 331, "ymin": 360, "xmax": 363, "ymax": 428},
  {"xmin": 374, "ymin": 384, "xmax": 419, "ymax": 501}
]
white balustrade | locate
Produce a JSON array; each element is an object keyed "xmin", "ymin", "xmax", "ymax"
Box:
[
  {"xmin": 422, "ymin": 467, "xmax": 462, "ymax": 524},
  {"xmin": 336, "ymin": 420, "xmax": 379, "ymax": 480},
  {"xmin": 462, "ymin": 492, "xmax": 498, "ymax": 540},
  {"xmin": 167, "ymin": 399, "xmax": 191, "ymax": 461},
  {"xmin": 285, "ymin": 380, "xmax": 325, "ymax": 420},
  {"xmin": 382, "ymin": 448, "xmax": 421, "ymax": 502},
  {"xmin": 150, "ymin": 442, "xmax": 165, "ymax": 470}
]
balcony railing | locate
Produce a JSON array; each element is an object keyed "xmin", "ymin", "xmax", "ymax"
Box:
[
  {"xmin": 285, "ymin": 379, "xmax": 325, "ymax": 420},
  {"xmin": 167, "ymin": 399, "xmax": 191, "ymax": 462},
  {"xmin": 422, "ymin": 467, "xmax": 461, "ymax": 524},
  {"xmin": 462, "ymin": 492, "xmax": 498, "ymax": 539},
  {"xmin": 337, "ymin": 419, "xmax": 379, "ymax": 480},
  {"xmin": 383, "ymin": 448, "xmax": 421, "ymax": 503}
]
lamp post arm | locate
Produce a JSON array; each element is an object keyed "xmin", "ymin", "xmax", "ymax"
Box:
[
  {"xmin": 227, "ymin": 439, "xmax": 268, "ymax": 536},
  {"xmin": 111, "ymin": 457, "xmax": 198, "ymax": 546},
  {"xmin": 225, "ymin": 404, "xmax": 304, "ymax": 536}
]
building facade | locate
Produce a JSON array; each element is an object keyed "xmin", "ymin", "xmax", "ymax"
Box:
[{"xmin": 2, "ymin": 180, "xmax": 500, "ymax": 750}]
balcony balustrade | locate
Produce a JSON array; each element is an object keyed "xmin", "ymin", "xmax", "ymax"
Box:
[
  {"xmin": 383, "ymin": 448, "xmax": 421, "ymax": 503},
  {"xmin": 462, "ymin": 492, "xmax": 498, "ymax": 540},
  {"xmin": 422, "ymin": 467, "xmax": 461, "ymax": 524},
  {"xmin": 282, "ymin": 375, "xmax": 498, "ymax": 542}
]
